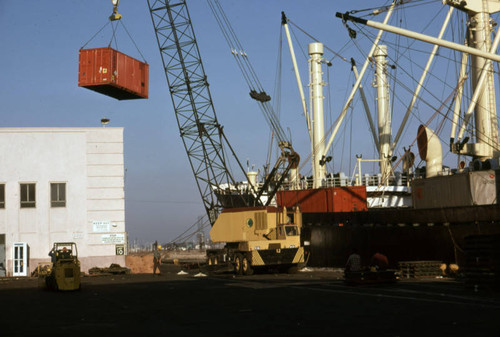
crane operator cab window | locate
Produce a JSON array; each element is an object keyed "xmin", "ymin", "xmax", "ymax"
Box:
[{"xmin": 284, "ymin": 225, "xmax": 298, "ymax": 236}]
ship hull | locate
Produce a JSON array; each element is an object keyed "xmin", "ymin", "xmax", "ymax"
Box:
[{"xmin": 301, "ymin": 206, "xmax": 500, "ymax": 267}]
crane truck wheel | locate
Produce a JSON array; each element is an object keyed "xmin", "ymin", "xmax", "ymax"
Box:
[
  {"xmin": 234, "ymin": 253, "xmax": 243, "ymax": 275},
  {"xmin": 242, "ymin": 256, "xmax": 253, "ymax": 276}
]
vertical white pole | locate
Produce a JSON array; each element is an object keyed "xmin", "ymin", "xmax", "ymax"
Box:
[
  {"xmin": 374, "ymin": 45, "xmax": 392, "ymax": 183},
  {"xmin": 283, "ymin": 18, "xmax": 313, "ymax": 143},
  {"xmin": 309, "ymin": 43, "xmax": 326, "ymax": 188},
  {"xmin": 463, "ymin": 10, "xmax": 499, "ymax": 159},
  {"xmin": 450, "ymin": 44, "xmax": 469, "ymax": 144}
]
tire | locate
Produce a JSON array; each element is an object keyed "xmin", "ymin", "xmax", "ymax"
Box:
[
  {"xmin": 287, "ymin": 265, "xmax": 299, "ymax": 274},
  {"xmin": 234, "ymin": 253, "xmax": 243, "ymax": 275},
  {"xmin": 242, "ymin": 256, "xmax": 253, "ymax": 276}
]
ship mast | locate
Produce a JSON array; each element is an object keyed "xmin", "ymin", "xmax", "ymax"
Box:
[
  {"xmin": 309, "ymin": 43, "xmax": 327, "ymax": 188},
  {"xmin": 282, "ymin": 13, "xmax": 328, "ymax": 189},
  {"xmin": 374, "ymin": 45, "xmax": 392, "ymax": 183},
  {"xmin": 337, "ymin": 0, "xmax": 500, "ymax": 169},
  {"xmin": 456, "ymin": 0, "xmax": 500, "ymax": 164}
]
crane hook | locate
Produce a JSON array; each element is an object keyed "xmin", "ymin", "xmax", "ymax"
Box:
[{"xmin": 109, "ymin": 0, "xmax": 122, "ymax": 21}]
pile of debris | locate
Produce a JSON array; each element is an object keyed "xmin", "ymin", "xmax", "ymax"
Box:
[{"xmin": 88, "ymin": 263, "xmax": 130, "ymax": 276}]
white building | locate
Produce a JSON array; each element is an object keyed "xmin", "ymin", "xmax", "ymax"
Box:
[{"xmin": 0, "ymin": 128, "xmax": 127, "ymax": 276}]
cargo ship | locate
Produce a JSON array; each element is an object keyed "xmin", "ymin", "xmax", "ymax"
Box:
[{"xmin": 262, "ymin": 0, "xmax": 500, "ymax": 268}]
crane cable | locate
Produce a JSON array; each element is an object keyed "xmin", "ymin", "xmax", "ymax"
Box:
[
  {"xmin": 207, "ymin": 0, "xmax": 288, "ymax": 144},
  {"xmin": 80, "ymin": 11, "xmax": 147, "ymax": 63}
]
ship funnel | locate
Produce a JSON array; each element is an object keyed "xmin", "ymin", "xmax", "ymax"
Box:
[{"xmin": 417, "ymin": 125, "xmax": 442, "ymax": 178}]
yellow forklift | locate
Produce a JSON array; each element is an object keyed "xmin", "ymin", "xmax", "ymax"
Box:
[{"xmin": 39, "ymin": 242, "xmax": 81, "ymax": 291}]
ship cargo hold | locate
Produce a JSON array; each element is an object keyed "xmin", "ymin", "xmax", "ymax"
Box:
[{"xmin": 78, "ymin": 47, "xmax": 149, "ymax": 100}]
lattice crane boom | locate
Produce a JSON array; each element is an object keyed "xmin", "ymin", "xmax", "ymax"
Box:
[{"xmin": 147, "ymin": 0, "xmax": 260, "ymax": 225}]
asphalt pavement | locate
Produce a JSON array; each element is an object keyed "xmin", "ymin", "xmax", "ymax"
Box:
[{"xmin": 1, "ymin": 264, "xmax": 498, "ymax": 337}]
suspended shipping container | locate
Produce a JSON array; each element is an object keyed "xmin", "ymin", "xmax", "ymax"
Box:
[{"xmin": 78, "ymin": 47, "xmax": 148, "ymax": 100}]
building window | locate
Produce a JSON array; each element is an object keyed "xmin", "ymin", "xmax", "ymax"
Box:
[
  {"xmin": 0, "ymin": 184, "xmax": 4, "ymax": 209},
  {"xmin": 20, "ymin": 183, "xmax": 36, "ymax": 208},
  {"xmin": 51, "ymin": 183, "xmax": 66, "ymax": 207}
]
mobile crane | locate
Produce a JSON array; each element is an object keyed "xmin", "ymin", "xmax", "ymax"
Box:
[{"xmin": 146, "ymin": 0, "xmax": 305, "ymax": 273}]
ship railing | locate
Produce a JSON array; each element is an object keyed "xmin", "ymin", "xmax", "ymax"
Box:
[{"xmin": 277, "ymin": 172, "xmax": 411, "ymax": 191}]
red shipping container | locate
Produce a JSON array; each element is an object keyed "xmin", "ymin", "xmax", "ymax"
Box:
[
  {"xmin": 78, "ymin": 47, "xmax": 148, "ymax": 100},
  {"xmin": 277, "ymin": 188, "xmax": 329, "ymax": 213},
  {"xmin": 330, "ymin": 186, "xmax": 367, "ymax": 212},
  {"xmin": 277, "ymin": 186, "xmax": 367, "ymax": 213}
]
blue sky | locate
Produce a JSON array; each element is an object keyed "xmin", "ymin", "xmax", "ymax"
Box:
[{"xmin": 1, "ymin": 1, "xmax": 493, "ymax": 244}]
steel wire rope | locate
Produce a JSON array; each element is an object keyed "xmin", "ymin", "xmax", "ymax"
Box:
[
  {"xmin": 289, "ymin": 24, "xmax": 308, "ymax": 61},
  {"xmin": 206, "ymin": 1, "xmax": 254, "ymax": 90},
  {"xmin": 297, "ymin": 69, "xmax": 358, "ymax": 175},
  {"xmin": 380, "ymin": 82, "xmax": 460, "ymax": 186},
  {"xmin": 397, "ymin": 4, "xmax": 429, "ymax": 117},
  {"xmin": 212, "ymin": 0, "xmax": 264, "ymax": 92},
  {"xmin": 266, "ymin": 27, "xmax": 286, "ymax": 174},
  {"xmin": 282, "ymin": 22, "xmax": 316, "ymax": 148},
  {"xmin": 387, "ymin": 52, "xmax": 500, "ymax": 153},
  {"xmin": 212, "ymin": 0, "xmax": 277, "ymax": 126},
  {"xmin": 348, "ymin": 22, "xmax": 479, "ymax": 165},
  {"xmin": 80, "ymin": 21, "xmax": 112, "ymax": 49},
  {"xmin": 343, "ymin": 19, "xmax": 434, "ymax": 165},
  {"xmin": 348, "ymin": 104, "xmax": 354, "ymax": 176},
  {"xmin": 351, "ymin": 19, "xmax": 500, "ymax": 153},
  {"xmin": 325, "ymin": 60, "xmax": 335, "ymax": 174},
  {"xmin": 175, "ymin": 220, "xmax": 208, "ymax": 243},
  {"xmin": 353, "ymin": 0, "xmax": 440, "ymax": 18},
  {"xmin": 206, "ymin": 0, "xmax": 256, "ymax": 95},
  {"xmin": 171, "ymin": 218, "xmax": 211, "ymax": 245},
  {"xmin": 286, "ymin": 22, "xmax": 357, "ymax": 174},
  {"xmin": 207, "ymin": 0, "xmax": 288, "ymax": 144},
  {"xmin": 109, "ymin": 21, "xmax": 119, "ymax": 50},
  {"xmin": 169, "ymin": 217, "xmax": 206, "ymax": 244},
  {"xmin": 80, "ymin": 15, "xmax": 147, "ymax": 63},
  {"xmin": 174, "ymin": 221, "xmax": 210, "ymax": 244},
  {"xmin": 118, "ymin": 20, "xmax": 147, "ymax": 63},
  {"xmin": 358, "ymin": 3, "xmax": 499, "ymax": 139},
  {"xmin": 296, "ymin": 86, "xmax": 358, "ymax": 176},
  {"xmin": 340, "ymin": 111, "xmax": 347, "ymax": 174},
  {"xmin": 273, "ymin": 27, "xmax": 284, "ymax": 121},
  {"xmin": 287, "ymin": 20, "xmax": 350, "ymax": 64}
]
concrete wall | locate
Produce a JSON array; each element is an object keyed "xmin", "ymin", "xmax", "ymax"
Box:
[{"xmin": 0, "ymin": 128, "xmax": 126, "ymax": 276}]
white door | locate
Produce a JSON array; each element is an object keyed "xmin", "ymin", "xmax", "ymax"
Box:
[{"xmin": 13, "ymin": 242, "xmax": 28, "ymax": 277}]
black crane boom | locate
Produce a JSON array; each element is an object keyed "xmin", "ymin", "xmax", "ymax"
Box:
[{"xmin": 147, "ymin": 0, "xmax": 260, "ymax": 225}]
